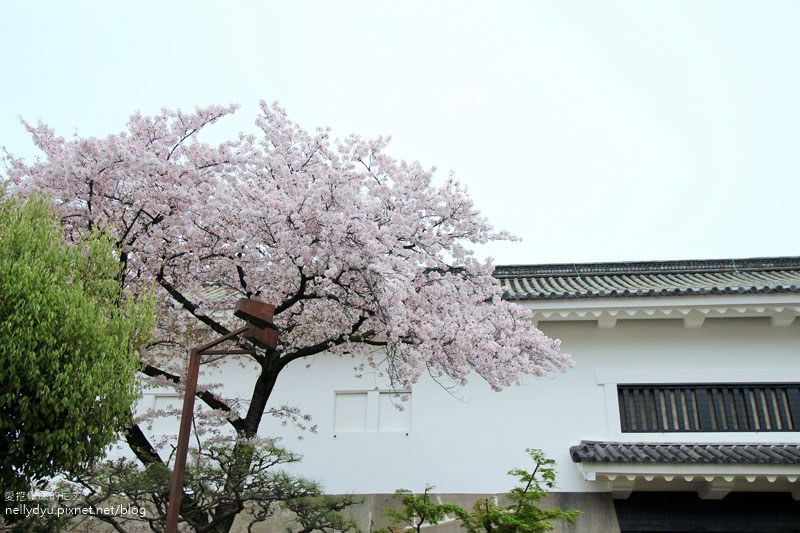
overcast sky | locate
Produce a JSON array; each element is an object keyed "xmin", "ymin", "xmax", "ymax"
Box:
[{"xmin": 2, "ymin": 1, "xmax": 798, "ymax": 265}]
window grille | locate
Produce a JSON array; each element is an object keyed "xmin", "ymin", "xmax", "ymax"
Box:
[{"xmin": 618, "ymin": 383, "xmax": 800, "ymax": 432}]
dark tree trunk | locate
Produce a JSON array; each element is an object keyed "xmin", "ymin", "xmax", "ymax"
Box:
[{"xmin": 211, "ymin": 357, "xmax": 282, "ymax": 533}]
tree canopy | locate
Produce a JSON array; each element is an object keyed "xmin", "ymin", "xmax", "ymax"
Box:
[
  {"xmin": 0, "ymin": 194, "xmax": 155, "ymax": 491},
  {"xmin": 3, "ymin": 103, "xmax": 572, "ymax": 531}
]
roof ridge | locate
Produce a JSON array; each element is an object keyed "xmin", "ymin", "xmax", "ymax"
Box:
[
  {"xmin": 570, "ymin": 440, "xmax": 800, "ymax": 465},
  {"xmin": 494, "ymin": 256, "xmax": 800, "ymax": 278}
]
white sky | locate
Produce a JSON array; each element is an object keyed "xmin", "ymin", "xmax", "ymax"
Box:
[{"xmin": 2, "ymin": 1, "xmax": 799, "ymax": 265}]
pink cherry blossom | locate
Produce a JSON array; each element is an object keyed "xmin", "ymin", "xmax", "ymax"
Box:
[{"xmin": 3, "ymin": 100, "xmax": 572, "ymax": 440}]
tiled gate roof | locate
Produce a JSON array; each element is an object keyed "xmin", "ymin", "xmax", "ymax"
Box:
[
  {"xmin": 494, "ymin": 257, "xmax": 800, "ymax": 300},
  {"xmin": 570, "ymin": 441, "xmax": 800, "ymax": 465}
]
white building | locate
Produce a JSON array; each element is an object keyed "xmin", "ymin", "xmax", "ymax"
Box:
[{"xmin": 144, "ymin": 256, "xmax": 800, "ymax": 531}]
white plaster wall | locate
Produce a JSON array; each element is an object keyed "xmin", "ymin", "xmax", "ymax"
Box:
[{"xmin": 139, "ymin": 315, "xmax": 800, "ymax": 495}]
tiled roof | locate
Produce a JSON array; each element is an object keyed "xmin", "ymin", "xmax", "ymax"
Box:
[
  {"xmin": 494, "ymin": 257, "xmax": 800, "ymax": 301},
  {"xmin": 570, "ymin": 441, "xmax": 800, "ymax": 465}
]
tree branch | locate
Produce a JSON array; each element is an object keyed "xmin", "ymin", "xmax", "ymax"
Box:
[
  {"xmin": 124, "ymin": 422, "xmax": 164, "ymax": 467},
  {"xmin": 236, "ymin": 265, "xmax": 251, "ymax": 296},
  {"xmin": 140, "ymin": 364, "xmax": 245, "ymax": 433},
  {"xmin": 156, "ymin": 267, "xmax": 230, "ymax": 336},
  {"xmin": 275, "ymin": 268, "xmax": 311, "ymax": 315},
  {"xmin": 278, "ymin": 316, "xmax": 369, "ymax": 370},
  {"xmin": 123, "ymin": 423, "xmax": 211, "ymax": 530}
]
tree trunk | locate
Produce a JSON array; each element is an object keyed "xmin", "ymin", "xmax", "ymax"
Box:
[{"xmin": 211, "ymin": 357, "xmax": 282, "ymax": 532}]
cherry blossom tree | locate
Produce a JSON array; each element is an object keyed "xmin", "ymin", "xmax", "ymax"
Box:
[{"xmin": 3, "ymin": 102, "xmax": 572, "ymax": 531}]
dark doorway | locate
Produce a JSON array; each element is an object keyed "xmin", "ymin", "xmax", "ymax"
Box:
[{"xmin": 615, "ymin": 492, "xmax": 800, "ymax": 533}]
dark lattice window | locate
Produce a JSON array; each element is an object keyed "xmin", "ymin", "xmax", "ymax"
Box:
[{"xmin": 618, "ymin": 383, "xmax": 800, "ymax": 432}]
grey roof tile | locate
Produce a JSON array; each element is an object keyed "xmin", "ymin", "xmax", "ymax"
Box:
[
  {"xmin": 495, "ymin": 257, "xmax": 800, "ymax": 300},
  {"xmin": 570, "ymin": 441, "xmax": 800, "ymax": 465}
]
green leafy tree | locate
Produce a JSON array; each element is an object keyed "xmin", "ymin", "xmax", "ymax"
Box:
[
  {"xmin": 378, "ymin": 486, "xmax": 468, "ymax": 533},
  {"xmin": 461, "ymin": 449, "xmax": 580, "ymax": 533},
  {"xmin": 381, "ymin": 450, "xmax": 579, "ymax": 533},
  {"xmin": 0, "ymin": 193, "xmax": 156, "ymax": 493},
  {"xmin": 53, "ymin": 440, "xmax": 358, "ymax": 533},
  {"xmin": 281, "ymin": 493, "xmax": 361, "ymax": 533}
]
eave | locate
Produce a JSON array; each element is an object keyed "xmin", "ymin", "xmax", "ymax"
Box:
[
  {"xmin": 517, "ymin": 294, "xmax": 800, "ymax": 328},
  {"xmin": 571, "ymin": 441, "xmax": 800, "ymax": 500}
]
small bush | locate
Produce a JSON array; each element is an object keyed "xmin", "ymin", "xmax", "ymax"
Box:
[{"xmin": 379, "ymin": 449, "xmax": 579, "ymax": 532}]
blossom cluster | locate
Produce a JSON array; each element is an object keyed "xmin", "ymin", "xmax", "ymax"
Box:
[{"xmin": 4, "ymin": 101, "xmax": 572, "ymax": 400}]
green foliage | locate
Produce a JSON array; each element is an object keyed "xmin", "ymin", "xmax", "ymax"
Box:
[
  {"xmin": 381, "ymin": 450, "xmax": 579, "ymax": 533},
  {"xmin": 461, "ymin": 449, "xmax": 580, "ymax": 532},
  {"xmin": 281, "ymin": 494, "xmax": 361, "ymax": 533},
  {"xmin": 47, "ymin": 440, "xmax": 359, "ymax": 533},
  {"xmin": 0, "ymin": 193, "xmax": 156, "ymax": 492},
  {"xmin": 377, "ymin": 486, "xmax": 468, "ymax": 533}
]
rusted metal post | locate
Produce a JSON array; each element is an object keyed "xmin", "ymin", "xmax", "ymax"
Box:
[
  {"xmin": 164, "ymin": 299, "xmax": 277, "ymax": 532},
  {"xmin": 164, "ymin": 328, "xmax": 246, "ymax": 532},
  {"xmin": 165, "ymin": 348, "xmax": 200, "ymax": 532}
]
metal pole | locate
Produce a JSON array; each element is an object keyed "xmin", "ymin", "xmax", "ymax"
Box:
[
  {"xmin": 162, "ymin": 309, "xmax": 274, "ymax": 532},
  {"xmin": 165, "ymin": 348, "xmax": 201, "ymax": 532},
  {"xmin": 163, "ymin": 326, "xmax": 251, "ymax": 531}
]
